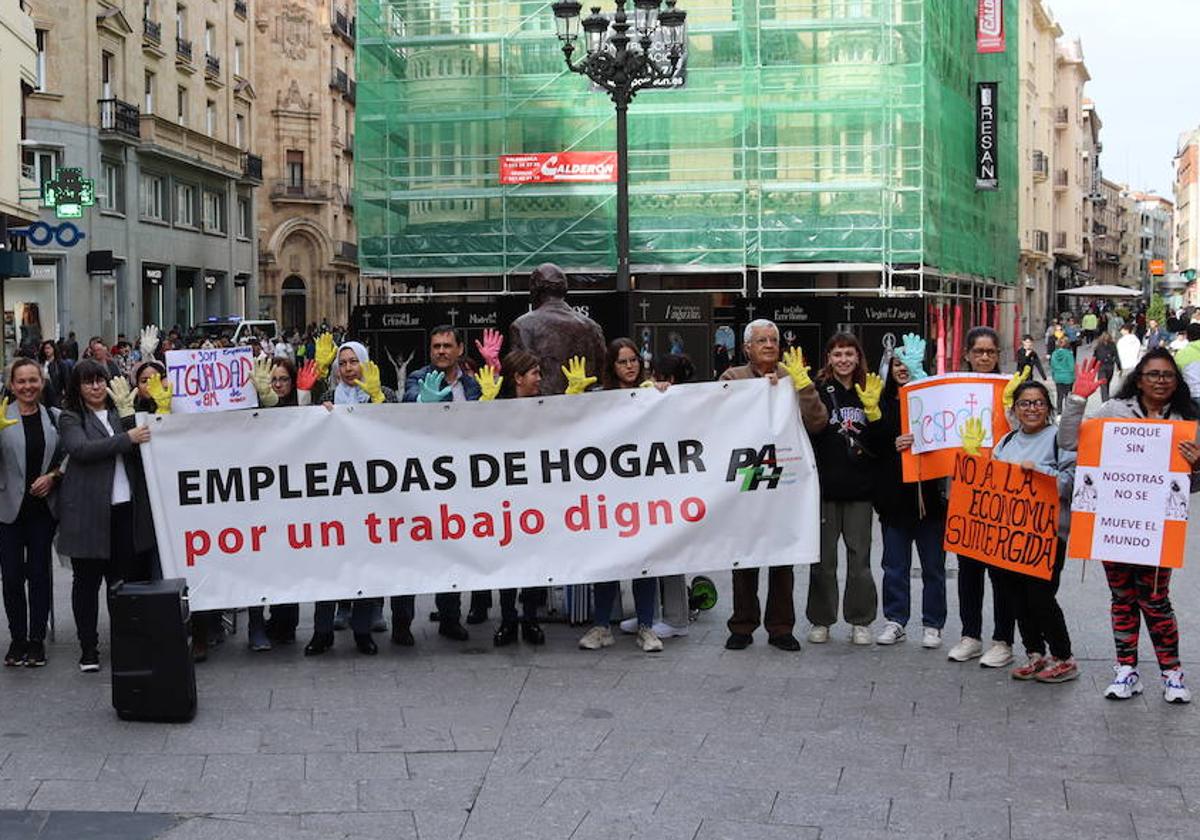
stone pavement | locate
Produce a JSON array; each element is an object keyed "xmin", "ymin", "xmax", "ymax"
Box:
[{"xmin": 1, "ymin": 539, "xmax": 1199, "ymax": 840}]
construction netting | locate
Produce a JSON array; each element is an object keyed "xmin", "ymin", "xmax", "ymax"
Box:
[{"xmin": 356, "ymin": 0, "xmax": 1017, "ymax": 285}]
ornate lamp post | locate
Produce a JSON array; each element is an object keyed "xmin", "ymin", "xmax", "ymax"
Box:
[{"xmin": 550, "ymin": 0, "xmax": 687, "ymax": 291}]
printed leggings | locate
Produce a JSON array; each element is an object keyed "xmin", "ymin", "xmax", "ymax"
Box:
[{"xmin": 1103, "ymin": 562, "xmax": 1180, "ymax": 670}]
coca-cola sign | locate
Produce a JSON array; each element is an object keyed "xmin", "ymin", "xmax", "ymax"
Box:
[
  {"xmin": 977, "ymin": 0, "xmax": 1005, "ymax": 53},
  {"xmin": 498, "ymin": 152, "xmax": 618, "ymax": 185}
]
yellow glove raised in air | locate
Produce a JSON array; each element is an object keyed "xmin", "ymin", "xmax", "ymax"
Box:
[
  {"xmin": 477, "ymin": 365, "xmax": 503, "ymax": 401},
  {"xmin": 0, "ymin": 398, "xmax": 18, "ymax": 430},
  {"xmin": 960, "ymin": 416, "xmax": 986, "ymax": 456},
  {"xmin": 146, "ymin": 373, "xmax": 173, "ymax": 415},
  {"xmin": 1002, "ymin": 365, "xmax": 1031, "ymax": 411},
  {"xmin": 780, "ymin": 347, "xmax": 813, "ymax": 391},
  {"xmin": 314, "ymin": 332, "xmax": 336, "ymax": 379},
  {"xmin": 251, "ymin": 354, "xmax": 279, "ymax": 408},
  {"xmin": 561, "ymin": 355, "xmax": 597, "ymax": 395},
  {"xmin": 354, "ymin": 360, "xmax": 385, "ymax": 404},
  {"xmin": 855, "ymin": 372, "xmax": 884, "ymax": 422}
]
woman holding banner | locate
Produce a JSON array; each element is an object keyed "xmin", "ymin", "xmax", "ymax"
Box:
[
  {"xmin": 865, "ymin": 338, "xmax": 947, "ymax": 649},
  {"xmin": 947, "ymin": 326, "xmax": 1021, "ymax": 668},
  {"xmin": 1060, "ymin": 350, "xmax": 1200, "ymax": 703},
  {"xmin": 306, "ymin": 341, "xmax": 395, "ymax": 657},
  {"xmin": 57, "ymin": 359, "xmax": 156, "ymax": 673},
  {"xmin": 0, "ymin": 359, "xmax": 64, "ymax": 668},
  {"xmin": 968, "ymin": 380, "xmax": 1078, "ymax": 683},
  {"xmin": 577, "ymin": 338, "xmax": 664, "ymax": 653}
]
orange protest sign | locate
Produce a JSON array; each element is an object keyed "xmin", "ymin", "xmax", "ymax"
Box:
[
  {"xmin": 943, "ymin": 452, "xmax": 1059, "ymax": 580},
  {"xmin": 899, "ymin": 373, "xmax": 1011, "ymax": 482},
  {"xmin": 1068, "ymin": 418, "xmax": 1197, "ymax": 568}
]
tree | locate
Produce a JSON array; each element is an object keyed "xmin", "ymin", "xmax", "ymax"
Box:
[{"xmin": 1147, "ymin": 293, "xmax": 1166, "ymax": 324}]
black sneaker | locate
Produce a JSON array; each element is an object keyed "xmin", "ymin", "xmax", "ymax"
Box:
[
  {"xmin": 79, "ymin": 648, "xmax": 100, "ymax": 672},
  {"xmin": 24, "ymin": 640, "xmax": 46, "ymax": 667},
  {"xmin": 4, "ymin": 640, "xmax": 26, "ymax": 666}
]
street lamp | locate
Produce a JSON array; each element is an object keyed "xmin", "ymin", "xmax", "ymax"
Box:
[{"xmin": 550, "ymin": 0, "xmax": 687, "ymax": 291}]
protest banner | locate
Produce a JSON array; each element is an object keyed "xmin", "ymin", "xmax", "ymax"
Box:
[
  {"xmin": 1068, "ymin": 418, "xmax": 1197, "ymax": 568},
  {"xmin": 899, "ymin": 373, "xmax": 1010, "ymax": 481},
  {"xmin": 165, "ymin": 347, "xmax": 258, "ymax": 414},
  {"xmin": 943, "ymin": 452, "xmax": 1059, "ymax": 580},
  {"xmin": 140, "ymin": 379, "xmax": 820, "ymax": 611}
]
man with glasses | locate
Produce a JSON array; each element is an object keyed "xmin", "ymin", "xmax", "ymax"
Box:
[{"xmin": 719, "ymin": 319, "xmax": 827, "ymax": 652}]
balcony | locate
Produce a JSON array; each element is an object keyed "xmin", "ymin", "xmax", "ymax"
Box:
[
  {"xmin": 1054, "ymin": 106, "xmax": 1069, "ymax": 127},
  {"xmin": 1031, "ymin": 150, "xmax": 1048, "ymax": 180},
  {"xmin": 333, "ymin": 9, "xmax": 356, "ymax": 44},
  {"xmin": 99, "ymin": 98, "xmax": 141, "ymax": 140},
  {"xmin": 1054, "ymin": 231, "xmax": 1068, "ymax": 251},
  {"xmin": 205, "ymin": 53, "xmax": 221, "ymax": 80},
  {"xmin": 334, "ymin": 240, "xmax": 358, "ymax": 264},
  {"xmin": 330, "ymin": 68, "xmax": 348, "ymax": 94},
  {"xmin": 1033, "ymin": 229, "xmax": 1049, "ymax": 254},
  {"xmin": 344, "ymin": 79, "xmax": 356, "ymax": 104},
  {"xmin": 269, "ymin": 180, "xmax": 331, "ymax": 202},
  {"xmin": 176, "ymin": 36, "xmax": 193, "ymax": 64},
  {"xmin": 1093, "ymin": 221, "xmax": 1108, "ymax": 236},
  {"xmin": 1054, "ymin": 169, "xmax": 1069, "ymax": 189},
  {"xmin": 234, "ymin": 0, "xmax": 248, "ymax": 18},
  {"xmin": 143, "ymin": 17, "xmax": 161, "ymax": 44},
  {"xmin": 242, "ymin": 153, "xmax": 262, "ymax": 183}
]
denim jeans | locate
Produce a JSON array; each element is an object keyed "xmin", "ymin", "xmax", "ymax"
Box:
[
  {"xmin": 880, "ymin": 517, "xmax": 946, "ymax": 629},
  {"xmin": 593, "ymin": 579, "xmax": 656, "ymax": 628}
]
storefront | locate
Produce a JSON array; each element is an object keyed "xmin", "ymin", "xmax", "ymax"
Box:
[{"xmin": 5, "ymin": 259, "xmax": 60, "ymax": 352}]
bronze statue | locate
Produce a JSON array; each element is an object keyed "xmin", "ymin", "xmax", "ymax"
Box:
[{"xmin": 508, "ymin": 264, "xmax": 606, "ymax": 396}]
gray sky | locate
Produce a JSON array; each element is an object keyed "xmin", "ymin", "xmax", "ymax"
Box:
[{"xmin": 1048, "ymin": 0, "xmax": 1197, "ymax": 198}]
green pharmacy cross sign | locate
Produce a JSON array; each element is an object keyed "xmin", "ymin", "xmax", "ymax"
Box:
[{"xmin": 42, "ymin": 168, "xmax": 95, "ymax": 219}]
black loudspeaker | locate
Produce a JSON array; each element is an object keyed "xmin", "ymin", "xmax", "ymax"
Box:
[{"xmin": 109, "ymin": 578, "xmax": 196, "ymax": 722}]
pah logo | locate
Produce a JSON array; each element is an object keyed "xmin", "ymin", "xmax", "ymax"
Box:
[{"xmin": 726, "ymin": 444, "xmax": 783, "ymax": 491}]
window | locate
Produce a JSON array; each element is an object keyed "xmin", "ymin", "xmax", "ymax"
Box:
[
  {"xmin": 101, "ymin": 161, "xmax": 124, "ymax": 212},
  {"xmin": 286, "ymin": 150, "xmax": 304, "ymax": 190},
  {"xmin": 203, "ymin": 190, "xmax": 226, "ymax": 233},
  {"xmin": 175, "ymin": 182, "xmax": 195, "ymax": 226},
  {"xmin": 144, "ymin": 70, "xmax": 155, "ymax": 114},
  {"xmin": 176, "ymin": 4, "xmax": 187, "ymax": 39},
  {"xmin": 101, "ymin": 51, "xmax": 113, "ymax": 99},
  {"xmin": 233, "ymin": 40, "xmax": 243, "ymax": 76},
  {"xmin": 177, "ymin": 85, "xmax": 188, "ymax": 125},
  {"xmin": 140, "ymin": 172, "xmax": 165, "ymax": 220},
  {"xmin": 205, "ymin": 99, "xmax": 216, "ymax": 136},
  {"xmin": 235, "ymin": 113, "xmax": 245, "ymax": 148},
  {"xmin": 237, "ymin": 196, "xmax": 251, "ymax": 238},
  {"xmin": 204, "ymin": 22, "xmax": 214, "ymax": 55},
  {"xmin": 35, "ymin": 30, "xmax": 46, "ymax": 91},
  {"xmin": 21, "ymin": 149, "xmax": 57, "ymax": 192}
]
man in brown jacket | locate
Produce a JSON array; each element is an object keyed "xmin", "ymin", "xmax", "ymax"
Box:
[{"xmin": 720, "ymin": 318, "xmax": 827, "ymax": 652}]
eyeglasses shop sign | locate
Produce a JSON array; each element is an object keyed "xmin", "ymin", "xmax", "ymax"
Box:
[
  {"xmin": 499, "ymin": 152, "xmax": 618, "ymax": 185},
  {"xmin": 976, "ymin": 82, "xmax": 999, "ymax": 191}
]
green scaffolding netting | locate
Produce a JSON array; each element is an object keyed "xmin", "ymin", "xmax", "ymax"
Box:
[{"xmin": 356, "ymin": 0, "xmax": 1017, "ymax": 283}]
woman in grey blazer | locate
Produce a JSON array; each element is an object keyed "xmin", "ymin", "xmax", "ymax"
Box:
[
  {"xmin": 57, "ymin": 359, "xmax": 156, "ymax": 673},
  {"xmin": 0, "ymin": 358, "xmax": 64, "ymax": 668}
]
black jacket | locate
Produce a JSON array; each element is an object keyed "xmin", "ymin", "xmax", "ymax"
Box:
[
  {"xmin": 1015, "ymin": 347, "xmax": 1045, "ymax": 380},
  {"xmin": 864, "ymin": 389, "xmax": 945, "ymax": 527},
  {"xmin": 812, "ymin": 378, "xmax": 876, "ymax": 501}
]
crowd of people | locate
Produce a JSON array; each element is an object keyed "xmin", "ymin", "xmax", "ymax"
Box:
[{"xmin": 0, "ymin": 269, "xmax": 1196, "ymax": 708}]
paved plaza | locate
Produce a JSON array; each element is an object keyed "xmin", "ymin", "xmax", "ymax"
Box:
[{"xmin": 0, "ymin": 536, "xmax": 1198, "ymax": 840}]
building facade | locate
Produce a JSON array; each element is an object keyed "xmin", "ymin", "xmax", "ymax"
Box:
[
  {"xmin": 1175, "ymin": 127, "xmax": 1199, "ymax": 285},
  {"xmin": 16, "ymin": 0, "xmax": 260, "ymax": 345},
  {"xmin": 1130, "ymin": 192, "xmax": 1174, "ymax": 298},
  {"xmin": 1049, "ymin": 36, "xmax": 1089, "ymax": 311},
  {"xmin": 253, "ymin": 0, "xmax": 372, "ymax": 332}
]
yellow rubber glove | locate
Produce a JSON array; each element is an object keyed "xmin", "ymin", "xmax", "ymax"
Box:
[
  {"xmin": 780, "ymin": 347, "xmax": 813, "ymax": 391},
  {"xmin": 0, "ymin": 398, "xmax": 18, "ymax": 430},
  {"xmin": 1002, "ymin": 365, "xmax": 1031, "ymax": 411},
  {"xmin": 106, "ymin": 377, "xmax": 136, "ymax": 418},
  {"xmin": 855, "ymin": 372, "xmax": 884, "ymax": 422},
  {"xmin": 145, "ymin": 373, "xmax": 173, "ymax": 415},
  {"xmin": 562, "ymin": 355, "xmax": 597, "ymax": 395},
  {"xmin": 960, "ymin": 416, "xmax": 986, "ymax": 456},
  {"xmin": 354, "ymin": 360, "xmax": 386, "ymax": 404},
  {"xmin": 477, "ymin": 365, "xmax": 503, "ymax": 401},
  {"xmin": 251, "ymin": 354, "xmax": 279, "ymax": 408},
  {"xmin": 314, "ymin": 332, "xmax": 336, "ymax": 379}
]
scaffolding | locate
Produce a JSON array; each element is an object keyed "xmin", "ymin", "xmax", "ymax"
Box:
[{"xmin": 356, "ymin": 0, "xmax": 1017, "ymax": 296}]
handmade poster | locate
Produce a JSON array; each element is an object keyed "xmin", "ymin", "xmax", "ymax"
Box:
[
  {"xmin": 899, "ymin": 373, "xmax": 1010, "ymax": 481},
  {"xmin": 944, "ymin": 453, "xmax": 1059, "ymax": 580},
  {"xmin": 1068, "ymin": 418, "xmax": 1197, "ymax": 568},
  {"xmin": 164, "ymin": 346, "xmax": 258, "ymax": 414}
]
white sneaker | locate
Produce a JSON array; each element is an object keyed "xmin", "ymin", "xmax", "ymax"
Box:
[
  {"xmin": 850, "ymin": 625, "xmax": 873, "ymax": 646},
  {"xmin": 947, "ymin": 636, "xmax": 983, "ymax": 662},
  {"xmin": 1104, "ymin": 664, "xmax": 1144, "ymax": 700},
  {"xmin": 618, "ymin": 617, "xmax": 638, "ymax": 634},
  {"xmin": 921, "ymin": 627, "xmax": 943, "ymax": 649},
  {"xmin": 807, "ymin": 625, "xmax": 830, "ymax": 644},
  {"xmin": 636, "ymin": 626, "xmax": 664, "ymax": 653},
  {"xmin": 652, "ymin": 622, "xmax": 688, "ymax": 638},
  {"xmin": 1163, "ymin": 668, "xmax": 1192, "ymax": 704},
  {"xmin": 980, "ymin": 642, "xmax": 1014, "ymax": 668},
  {"xmin": 578, "ymin": 626, "xmax": 614, "ymax": 650},
  {"xmin": 875, "ymin": 621, "xmax": 906, "ymax": 645}
]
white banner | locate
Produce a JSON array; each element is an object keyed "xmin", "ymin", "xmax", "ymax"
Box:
[
  {"xmin": 141, "ymin": 380, "xmax": 820, "ymax": 611},
  {"xmin": 165, "ymin": 346, "xmax": 259, "ymax": 413}
]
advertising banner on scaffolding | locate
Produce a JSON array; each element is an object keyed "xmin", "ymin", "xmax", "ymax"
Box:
[
  {"xmin": 976, "ymin": 0, "xmax": 1006, "ymax": 53},
  {"xmin": 499, "ymin": 152, "xmax": 618, "ymax": 185}
]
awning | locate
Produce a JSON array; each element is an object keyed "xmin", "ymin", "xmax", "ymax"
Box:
[{"xmin": 1059, "ymin": 284, "xmax": 1141, "ymax": 297}]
